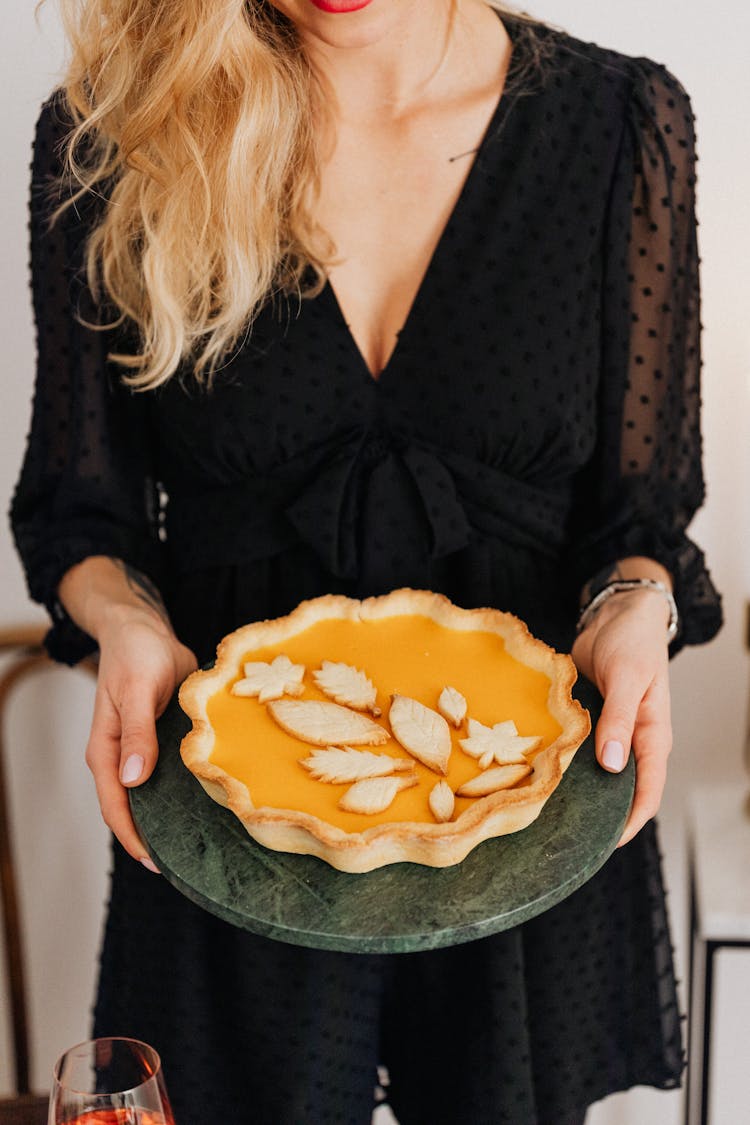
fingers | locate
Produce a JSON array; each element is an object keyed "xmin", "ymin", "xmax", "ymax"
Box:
[
  {"xmin": 575, "ymin": 588, "xmax": 673, "ymax": 848},
  {"xmin": 617, "ymin": 672, "xmax": 672, "ymax": 847},
  {"xmin": 119, "ymin": 681, "xmax": 161, "ymax": 785},
  {"xmin": 617, "ymin": 743, "xmax": 668, "ymax": 847},
  {"xmin": 86, "ymin": 683, "xmax": 161, "ymax": 869},
  {"xmin": 595, "ymin": 672, "xmax": 642, "ymax": 775},
  {"xmin": 593, "ymin": 651, "xmax": 672, "ymax": 847}
]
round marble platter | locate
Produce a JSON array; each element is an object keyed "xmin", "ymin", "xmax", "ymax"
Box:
[{"xmin": 130, "ymin": 677, "xmax": 633, "ymax": 954}]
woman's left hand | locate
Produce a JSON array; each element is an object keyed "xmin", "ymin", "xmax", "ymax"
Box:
[{"xmin": 571, "ymin": 586, "xmax": 672, "ymax": 847}]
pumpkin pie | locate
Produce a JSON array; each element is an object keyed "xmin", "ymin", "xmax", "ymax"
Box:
[{"xmin": 179, "ymin": 589, "xmax": 590, "ymax": 872}]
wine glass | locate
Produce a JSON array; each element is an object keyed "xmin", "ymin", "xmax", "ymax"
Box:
[{"xmin": 48, "ymin": 1037, "xmax": 175, "ymax": 1125}]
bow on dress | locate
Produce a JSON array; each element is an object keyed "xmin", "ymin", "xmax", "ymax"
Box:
[{"xmin": 167, "ymin": 427, "xmax": 569, "ymax": 593}]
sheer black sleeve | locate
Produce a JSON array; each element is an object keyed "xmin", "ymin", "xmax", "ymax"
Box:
[
  {"xmin": 568, "ymin": 60, "xmax": 722, "ymax": 651},
  {"xmin": 10, "ymin": 95, "xmax": 162, "ymax": 665}
]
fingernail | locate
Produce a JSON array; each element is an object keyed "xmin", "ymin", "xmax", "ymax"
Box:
[
  {"xmin": 121, "ymin": 754, "xmax": 144, "ymax": 785},
  {"xmin": 140, "ymin": 856, "xmax": 160, "ymax": 874},
  {"xmin": 602, "ymin": 739, "xmax": 625, "ymax": 771}
]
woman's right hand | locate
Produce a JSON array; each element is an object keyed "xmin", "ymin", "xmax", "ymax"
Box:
[
  {"xmin": 58, "ymin": 556, "xmax": 197, "ymax": 868},
  {"xmin": 87, "ymin": 607, "xmax": 198, "ymax": 866}
]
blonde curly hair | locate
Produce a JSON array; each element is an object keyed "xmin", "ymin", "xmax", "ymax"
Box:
[{"xmin": 51, "ymin": 0, "xmax": 537, "ymax": 389}]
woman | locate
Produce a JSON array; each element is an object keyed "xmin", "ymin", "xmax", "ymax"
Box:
[{"xmin": 13, "ymin": 0, "xmax": 721, "ymax": 1121}]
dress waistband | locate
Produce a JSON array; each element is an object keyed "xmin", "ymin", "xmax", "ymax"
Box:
[{"xmin": 164, "ymin": 431, "xmax": 571, "ymax": 583}]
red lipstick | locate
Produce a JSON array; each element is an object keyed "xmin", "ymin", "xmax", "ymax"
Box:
[{"xmin": 309, "ymin": 0, "xmax": 373, "ymax": 11}]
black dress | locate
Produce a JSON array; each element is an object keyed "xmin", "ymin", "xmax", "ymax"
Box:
[{"xmin": 12, "ymin": 17, "xmax": 722, "ymax": 1125}]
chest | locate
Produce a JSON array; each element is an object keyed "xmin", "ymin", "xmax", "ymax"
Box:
[{"xmin": 314, "ymin": 96, "xmax": 505, "ymax": 379}]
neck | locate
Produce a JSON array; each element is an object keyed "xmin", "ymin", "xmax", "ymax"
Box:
[{"xmin": 301, "ymin": 0, "xmax": 460, "ymax": 123}]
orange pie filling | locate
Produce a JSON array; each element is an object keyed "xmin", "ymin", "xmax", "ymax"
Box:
[{"xmin": 205, "ymin": 614, "xmax": 562, "ymax": 833}]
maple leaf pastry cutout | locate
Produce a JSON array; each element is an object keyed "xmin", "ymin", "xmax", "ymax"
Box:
[
  {"xmin": 459, "ymin": 718, "xmax": 541, "ymax": 770},
  {"xmin": 231, "ymin": 654, "xmax": 306, "ymax": 703}
]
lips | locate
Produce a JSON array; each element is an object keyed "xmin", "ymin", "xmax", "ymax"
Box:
[{"xmin": 308, "ymin": 0, "xmax": 374, "ymax": 12}]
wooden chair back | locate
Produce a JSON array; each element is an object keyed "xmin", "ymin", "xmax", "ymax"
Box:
[
  {"xmin": 0, "ymin": 626, "xmax": 94, "ymax": 1124},
  {"xmin": 0, "ymin": 1097, "xmax": 49, "ymax": 1125}
]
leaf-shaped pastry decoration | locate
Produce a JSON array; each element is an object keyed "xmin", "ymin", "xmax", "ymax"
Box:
[
  {"xmin": 429, "ymin": 780, "xmax": 455, "ymax": 823},
  {"xmin": 388, "ymin": 694, "xmax": 452, "ymax": 775},
  {"xmin": 231, "ymin": 655, "xmax": 305, "ymax": 703},
  {"xmin": 459, "ymin": 718, "xmax": 540, "ymax": 767},
  {"xmin": 267, "ymin": 699, "xmax": 389, "ymax": 746},
  {"xmin": 300, "ymin": 746, "xmax": 414, "ymax": 784},
  {"xmin": 339, "ymin": 774, "xmax": 418, "ymax": 815},
  {"xmin": 456, "ymin": 763, "xmax": 532, "ymax": 797},
  {"xmin": 437, "ymin": 685, "xmax": 467, "ymax": 728},
  {"xmin": 312, "ymin": 661, "xmax": 381, "ymax": 715}
]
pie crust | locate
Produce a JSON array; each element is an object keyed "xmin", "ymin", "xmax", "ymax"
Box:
[{"xmin": 179, "ymin": 589, "xmax": 590, "ymax": 872}]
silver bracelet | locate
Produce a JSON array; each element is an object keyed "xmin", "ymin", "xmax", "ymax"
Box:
[{"xmin": 576, "ymin": 578, "xmax": 679, "ymax": 643}]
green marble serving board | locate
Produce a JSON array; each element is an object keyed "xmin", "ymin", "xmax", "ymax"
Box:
[{"xmin": 130, "ymin": 678, "xmax": 633, "ymax": 954}]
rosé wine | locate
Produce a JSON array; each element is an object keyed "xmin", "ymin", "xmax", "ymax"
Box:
[{"xmin": 61, "ymin": 1111, "xmax": 173, "ymax": 1125}]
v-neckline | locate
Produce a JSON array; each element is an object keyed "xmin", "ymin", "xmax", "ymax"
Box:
[{"xmin": 324, "ymin": 14, "xmax": 524, "ymax": 387}]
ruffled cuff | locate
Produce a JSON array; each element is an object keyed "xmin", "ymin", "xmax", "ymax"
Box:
[
  {"xmin": 45, "ymin": 597, "xmax": 98, "ymax": 666},
  {"xmin": 21, "ymin": 533, "xmax": 163, "ymax": 667},
  {"xmin": 569, "ymin": 524, "xmax": 723, "ymax": 656}
]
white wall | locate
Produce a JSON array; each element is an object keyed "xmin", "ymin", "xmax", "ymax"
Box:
[
  {"xmin": 1, "ymin": 0, "xmax": 748, "ymax": 1119},
  {"xmin": 527, "ymin": 10, "xmax": 750, "ymax": 1121},
  {"xmin": 1, "ymin": 0, "xmax": 111, "ymax": 1098}
]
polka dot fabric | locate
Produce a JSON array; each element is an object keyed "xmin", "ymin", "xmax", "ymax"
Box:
[{"xmin": 12, "ymin": 15, "xmax": 721, "ymax": 1125}]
